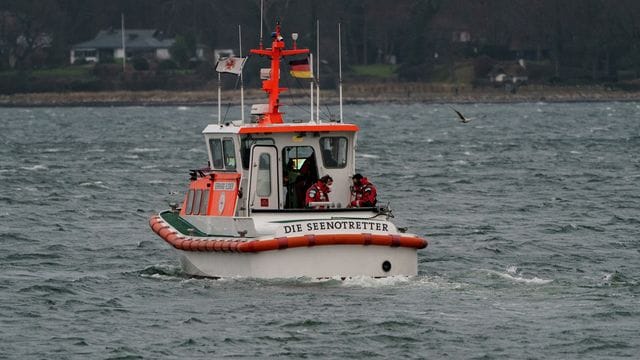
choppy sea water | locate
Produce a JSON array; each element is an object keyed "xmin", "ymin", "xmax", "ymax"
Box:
[{"xmin": 0, "ymin": 102, "xmax": 639, "ymax": 359}]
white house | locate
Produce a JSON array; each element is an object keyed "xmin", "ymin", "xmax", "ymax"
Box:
[{"xmin": 70, "ymin": 29, "xmax": 199, "ymax": 64}]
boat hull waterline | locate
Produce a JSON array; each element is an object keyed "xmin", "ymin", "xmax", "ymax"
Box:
[{"xmin": 150, "ymin": 212, "xmax": 428, "ymax": 278}]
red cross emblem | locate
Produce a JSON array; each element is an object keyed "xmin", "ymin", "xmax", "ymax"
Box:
[{"xmin": 224, "ymin": 58, "xmax": 236, "ymax": 70}]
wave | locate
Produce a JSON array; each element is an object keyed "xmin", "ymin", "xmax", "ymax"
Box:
[
  {"xmin": 79, "ymin": 181, "xmax": 110, "ymax": 189},
  {"xmin": 339, "ymin": 275, "xmax": 413, "ymax": 287},
  {"xmin": 485, "ymin": 266, "xmax": 553, "ymax": 285},
  {"xmin": 137, "ymin": 264, "xmax": 186, "ymax": 281},
  {"xmin": 43, "ymin": 148, "xmax": 71, "ymax": 153},
  {"xmin": 599, "ymin": 271, "xmax": 636, "ymax": 287},
  {"xmin": 20, "ymin": 164, "xmax": 48, "ymax": 171},
  {"xmin": 358, "ymin": 153, "xmax": 380, "ymax": 159},
  {"xmin": 129, "ymin": 147, "xmax": 161, "ymax": 153}
]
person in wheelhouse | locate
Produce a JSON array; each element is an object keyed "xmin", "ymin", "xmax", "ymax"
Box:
[{"xmin": 305, "ymin": 175, "xmax": 333, "ymax": 208}]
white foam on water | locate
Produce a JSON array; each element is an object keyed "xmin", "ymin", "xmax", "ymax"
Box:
[
  {"xmin": 339, "ymin": 275, "xmax": 412, "ymax": 287},
  {"xmin": 80, "ymin": 181, "xmax": 103, "ymax": 186},
  {"xmin": 177, "ymin": 106, "xmax": 189, "ymax": 111},
  {"xmin": 486, "ymin": 268, "xmax": 553, "ymax": 285},
  {"xmin": 129, "ymin": 147, "xmax": 160, "ymax": 153},
  {"xmin": 145, "ymin": 273, "xmax": 180, "ymax": 281},
  {"xmin": 43, "ymin": 148, "xmax": 69, "ymax": 153},
  {"xmin": 21, "ymin": 164, "xmax": 48, "ymax": 171},
  {"xmin": 14, "ymin": 186, "xmax": 38, "ymax": 192},
  {"xmin": 358, "ymin": 153, "xmax": 380, "ymax": 159},
  {"xmin": 411, "ymin": 275, "xmax": 465, "ymax": 289},
  {"xmin": 79, "ymin": 181, "xmax": 110, "ymax": 189}
]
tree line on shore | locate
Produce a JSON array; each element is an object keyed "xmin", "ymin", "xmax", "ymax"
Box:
[{"xmin": 1, "ymin": 0, "xmax": 640, "ymax": 93}]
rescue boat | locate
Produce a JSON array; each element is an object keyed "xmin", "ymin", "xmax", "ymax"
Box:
[{"xmin": 149, "ymin": 22, "xmax": 427, "ymax": 278}]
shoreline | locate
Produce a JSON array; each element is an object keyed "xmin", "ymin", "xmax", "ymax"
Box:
[{"xmin": 1, "ymin": 84, "xmax": 639, "ymax": 107}]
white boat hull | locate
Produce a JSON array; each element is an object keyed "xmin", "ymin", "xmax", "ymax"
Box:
[{"xmin": 178, "ymin": 245, "xmax": 418, "ymax": 278}]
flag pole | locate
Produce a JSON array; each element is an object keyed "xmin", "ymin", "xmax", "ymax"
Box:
[
  {"xmin": 217, "ymin": 71, "xmax": 221, "ymax": 125},
  {"xmin": 338, "ymin": 22, "xmax": 343, "ymax": 123},
  {"xmin": 121, "ymin": 13, "xmax": 126, "ymax": 73},
  {"xmin": 259, "ymin": 0, "xmax": 264, "ymax": 49},
  {"xmin": 310, "ymin": 53, "xmax": 314, "ymax": 123},
  {"xmin": 239, "ymin": 24, "xmax": 245, "ymax": 123},
  {"xmin": 316, "ymin": 19, "xmax": 320, "ymax": 123}
]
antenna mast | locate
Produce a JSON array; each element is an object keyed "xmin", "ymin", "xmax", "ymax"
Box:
[
  {"xmin": 239, "ymin": 24, "xmax": 245, "ymax": 123},
  {"xmin": 259, "ymin": 0, "xmax": 264, "ymax": 49},
  {"xmin": 338, "ymin": 22, "xmax": 343, "ymax": 123},
  {"xmin": 316, "ymin": 19, "xmax": 320, "ymax": 123},
  {"xmin": 250, "ymin": 22, "xmax": 309, "ymax": 124}
]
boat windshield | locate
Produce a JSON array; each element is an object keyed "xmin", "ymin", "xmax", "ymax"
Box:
[
  {"xmin": 240, "ymin": 137, "xmax": 274, "ymax": 169},
  {"xmin": 320, "ymin": 136, "xmax": 348, "ymax": 168},
  {"xmin": 210, "ymin": 137, "xmax": 238, "ymax": 171}
]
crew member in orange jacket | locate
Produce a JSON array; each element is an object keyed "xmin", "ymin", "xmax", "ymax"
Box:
[
  {"xmin": 350, "ymin": 173, "xmax": 377, "ymax": 207},
  {"xmin": 305, "ymin": 175, "xmax": 333, "ymax": 208}
]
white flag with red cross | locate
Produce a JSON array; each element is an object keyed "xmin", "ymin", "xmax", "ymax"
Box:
[{"xmin": 215, "ymin": 56, "xmax": 247, "ymax": 75}]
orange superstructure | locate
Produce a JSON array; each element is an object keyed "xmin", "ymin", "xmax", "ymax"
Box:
[{"xmin": 250, "ymin": 22, "xmax": 309, "ymax": 125}]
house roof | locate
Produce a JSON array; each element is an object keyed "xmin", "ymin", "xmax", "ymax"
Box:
[{"xmin": 72, "ymin": 29, "xmax": 174, "ymax": 50}]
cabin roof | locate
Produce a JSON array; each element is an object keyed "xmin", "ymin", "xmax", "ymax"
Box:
[{"xmin": 202, "ymin": 122, "xmax": 359, "ymax": 135}]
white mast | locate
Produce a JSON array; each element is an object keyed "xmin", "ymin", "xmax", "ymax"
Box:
[
  {"xmin": 239, "ymin": 24, "xmax": 245, "ymax": 123},
  {"xmin": 217, "ymin": 71, "xmax": 221, "ymax": 125},
  {"xmin": 259, "ymin": 0, "xmax": 264, "ymax": 48},
  {"xmin": 121, "ymin": 13, "xmax": 126, "ymax": 73},
  {"xmin": 316, "ymin": 19, "xmax": 320, "ymax": 123},
  {"xmin": 310, "ymin": 53, "xmax": 314, "ymax": 123},
  {"xmin": 338, "ymin": 22, "xmax": 343, "ymax": 123}
]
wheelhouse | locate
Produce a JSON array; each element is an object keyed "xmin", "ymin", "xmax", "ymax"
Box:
[{"xmin": 192, "ymin": 122, "xmax": 359, "ymax": 217}]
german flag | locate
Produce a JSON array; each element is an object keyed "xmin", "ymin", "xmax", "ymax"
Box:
[{"xmin": 289, "ymin": 58, "xmax": 313, "ymax": 79}]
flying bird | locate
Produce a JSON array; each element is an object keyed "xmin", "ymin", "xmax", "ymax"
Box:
[{"xmin": 450, "ymin": 106, "xmax": 474, "ymax": 123}]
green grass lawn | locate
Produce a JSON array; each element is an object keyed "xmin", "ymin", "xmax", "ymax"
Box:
[
  {"xmin": 431, "ymin": 61, "xmax": 474, "ymax": 84},
  {"xmin": 0, "ymin": 66, "xmax": 92, "ymax": 78},
  {"xmin": 351, "ymin": 64, "xmax": 397, "ymax": 78}
]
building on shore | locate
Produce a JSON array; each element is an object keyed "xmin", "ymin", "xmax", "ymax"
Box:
[{"xmin": 69, "ymin": 29, "xmax": 205, "ymax": 64}]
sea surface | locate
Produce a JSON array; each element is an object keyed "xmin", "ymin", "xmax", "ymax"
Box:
[{"xmin": 0, "ymin": 102, "xmax": 639, "ymax": 359}]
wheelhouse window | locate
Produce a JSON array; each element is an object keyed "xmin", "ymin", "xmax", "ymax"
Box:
[
  {"xmin": 210, "ymin": 137, "xmax": 237, "ymax": 171},
  {"xmin": 256, "ymin": 153, "xmax": 271, "ymax": 197},
  {"xmin": 209, "ymin": 139, "xmax": 224, "ymax": 169},
  {"xmin": 240, "ymin": 137, "xmax": 274, "ymax": 169},
  {"xmin": 222, "ymin": 138, "xmax": 236, "ymax": 170},
  {"xmin": 320, "ymin": 137, "xmax": 348, "ymax": 168},
  {"xmin": 282, "ymin": 146, "xmax": 317, "ymax": 174}
]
